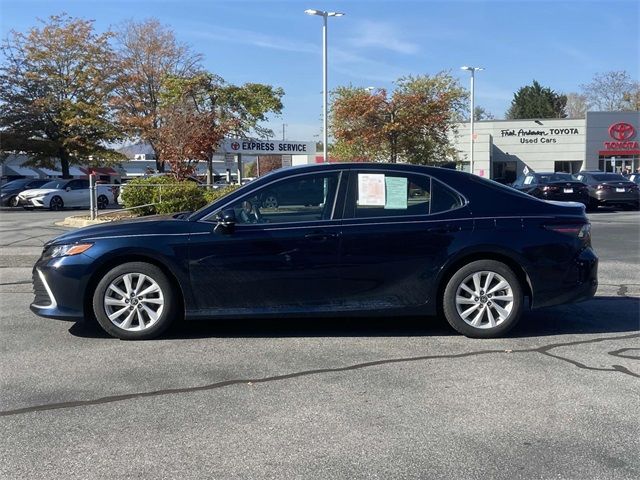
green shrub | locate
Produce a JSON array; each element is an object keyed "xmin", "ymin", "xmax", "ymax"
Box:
[
  {"xmin": 121, "ymin": 177, "xmax": 240, "ymax": 216},
  {"xmin": 154, "ymin": 181, "xmax": 207, "ymax": 214},
  {"xmin": 121, "ymin": 177, "xmax": 175, "ymax": 215},
  {"xmin": 203, "ymin": 185, "xmax": 240, "ymax": 204}
]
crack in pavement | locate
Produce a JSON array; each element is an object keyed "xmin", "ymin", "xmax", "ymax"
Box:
[{"xmin": 0, "ymin": 333, "xmax": 638, "ymax": 418}]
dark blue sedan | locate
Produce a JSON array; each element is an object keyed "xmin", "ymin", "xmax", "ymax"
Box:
[{"xmin": 31, "ymin": 163, "xmax": 598, "ymax": 339}]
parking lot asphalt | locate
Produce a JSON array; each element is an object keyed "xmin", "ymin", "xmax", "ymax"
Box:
[{"xmin": 0, "ymin": 208, "xmax": 638, "ymax": 480}]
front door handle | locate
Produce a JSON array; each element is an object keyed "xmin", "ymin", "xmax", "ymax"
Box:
[{"xmin": 426, "ymin": 224, "xmax": 461, "ymax": 234}]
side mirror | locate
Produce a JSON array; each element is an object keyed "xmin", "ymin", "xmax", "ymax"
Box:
[
  {"xmin": 214, "ymin": 208, "xmax": 236, "ymax": 234},
  {"xmin": 65, "ymin": 187, "xmax": 72, "ymax": 192}
]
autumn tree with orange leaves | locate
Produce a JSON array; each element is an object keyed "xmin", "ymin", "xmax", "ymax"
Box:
[
  {"xmin": 0, "ymin": 14, "xmax": 124, "ymax": 178},
  {"xmin": 113, "ymin": 19, "xmax": 202, "ymax": 172},
  {"xmin": 157, "ymin": 73, "xmax": 283, "ymax": 179},
  {"xmin": 330, "ymin": 73, "xmax": 467, "ymax": 164}
]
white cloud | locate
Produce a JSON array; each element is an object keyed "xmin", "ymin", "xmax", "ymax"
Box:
[
  {"xmin": 190, "ymin": 27, "xmax": 316, "ymax": 54},
  {"xmin": 348, "ymin": 20, "xmax": 419, "ymax": 54}
]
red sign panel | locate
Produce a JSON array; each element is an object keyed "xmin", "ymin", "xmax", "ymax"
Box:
[{"xmin": 602, "ymin": 122, "xmax": 638, "ymax": 152}]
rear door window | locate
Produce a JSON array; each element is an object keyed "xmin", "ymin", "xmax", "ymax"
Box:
[{"xmin": 346, "ymin": 171, "xmax": 464, "ymax": 218}]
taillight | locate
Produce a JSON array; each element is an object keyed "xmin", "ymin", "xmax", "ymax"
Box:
[{"xmin": 543, "ymin": 223, "xmax": 591, "ymax": 241}]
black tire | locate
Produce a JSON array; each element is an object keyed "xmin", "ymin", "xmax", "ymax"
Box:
[
  {"xmin": 8, "ymin": 195, "xmax": 18, "ymax": 207},
  {"xmin": 92, "ymin": 262, "xmax": 178, "ymax": 340},
  {"xmin": 49, "ymin": 195, "xmax": 64, "ymax": 211},
  {"xmin": 97, "ymin": 194, "xmax": 109, "ymax": 210},
  {"xmin": 442, "ymin": 260, "xmax": 523, "ymax": 338}
]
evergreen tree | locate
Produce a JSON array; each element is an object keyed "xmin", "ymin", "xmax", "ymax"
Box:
[{"xmin": 506, "ymin": 80, "xmax": 567, "ymax": 119}]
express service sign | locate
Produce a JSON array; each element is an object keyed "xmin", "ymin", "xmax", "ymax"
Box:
[{"xmin": 223, "ymin": 139, "xmax": 316, "ymax": 155}]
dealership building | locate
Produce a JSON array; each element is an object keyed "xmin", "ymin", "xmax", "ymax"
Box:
[
  {"xmin": 2, "ymin": 111, "xmax": 639, "ymax": 185},
  {"xmin": 451, "ymin": 111, "xmax": 640, "ymax": 183}
]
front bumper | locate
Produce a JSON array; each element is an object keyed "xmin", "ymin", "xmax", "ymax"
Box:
[
  {"xmin": 30, "ymin": 255, "xmax": 93, "ymax": 321},
  {"xmin": 18, "ymin": 196, "xmax": 46, "ymax": 208}
]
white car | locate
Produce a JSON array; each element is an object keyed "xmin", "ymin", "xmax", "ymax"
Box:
[{"xmin": 17, "ymin": 178, "xmax": 114, "ymax": 210}]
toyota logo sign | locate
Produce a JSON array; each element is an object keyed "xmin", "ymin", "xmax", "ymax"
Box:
[{"xmin": 609, "ymin": 122, "xmax": 636, "ymax": 141}]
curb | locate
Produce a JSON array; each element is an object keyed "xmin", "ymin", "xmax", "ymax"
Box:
[
  {"xmin": 55, "ymin": 213, "xmax": 135, "ymax": 228},
  {"xmin": 55, "ymin": 216, "xmax": 111, "ymax": 228}
]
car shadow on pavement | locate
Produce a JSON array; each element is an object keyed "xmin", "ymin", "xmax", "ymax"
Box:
[
  {"xmin": 508, "ymin": 296, "xmax": 639, "ymax": 338},
  {"xmin": 68, "ymin": 295, "xmax": 639, "ymax": 340}
]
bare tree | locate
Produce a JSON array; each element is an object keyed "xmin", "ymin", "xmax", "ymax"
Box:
[
  {"xmin": 581, "ymin": 71, "xmax": 639, "ymax": 111},
  {"xmin": 564, "ymin": 92, "xmax": 588, "ymax": 118},
  {"xmin": 113, "ymin": 19, "xmax": 202, "ymax": 171}
]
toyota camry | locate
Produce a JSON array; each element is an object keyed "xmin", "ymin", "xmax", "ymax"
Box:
[{"xmin": 31, "ymin": 163, "xmax": 598, "ymax": 340}]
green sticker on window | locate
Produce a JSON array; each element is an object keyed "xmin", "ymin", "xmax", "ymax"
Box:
[{"xmin": 385, "ymin": 176, "xmax": 408, "ymax": 209}]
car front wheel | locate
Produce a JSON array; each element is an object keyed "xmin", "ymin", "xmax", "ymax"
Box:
[
  {"xmin": 443, "ymin": 260, "xmax": 523, "ymax": 338},
  {"xmin": 49, "ymin": 195, "xmax": 64, "ymax": 211},
  {"xmin": 92, "ymin": 262, "xmax": 178, "ymax": 340}
]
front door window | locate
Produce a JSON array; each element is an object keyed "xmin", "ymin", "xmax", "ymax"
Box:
[{"xmin": 221, "ymin": 172, "xmax": 341, "ymax": 225}]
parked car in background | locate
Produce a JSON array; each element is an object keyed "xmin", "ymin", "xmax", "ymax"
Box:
[
  {"xmin": 0, "ymin": 178, "xmax": 48, "ymax": 207},
  {"xmin": 511, "ymin": 172, "xmax": 589, "ymax": 206},
  {"xmin": 625, "ymin": 173, "xmax": 640, "ymax": 185},
  {"xmin": 573, "ymin": 171, "xmax": 640, "ymax": 210},
  {"xmin": 17, "ymin": 178, "xmax": 114, "ymax": 210},
  {"xmin": 32, "ymin": 163, "xmax": 597, "ymax": 340}
]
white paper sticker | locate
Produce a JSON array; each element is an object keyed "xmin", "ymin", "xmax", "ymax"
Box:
[{"xmin": 358, "ymin": 173, "xmax": 386, "ymax": 206}]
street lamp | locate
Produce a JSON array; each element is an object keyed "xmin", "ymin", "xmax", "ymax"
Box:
[
  {"xmin": 461, "ymin": 66, "xmax": 484, "ymax": 175},
  {"xmin": 305, "ymin": 9, "xmax": 345, "ymax": 163}
]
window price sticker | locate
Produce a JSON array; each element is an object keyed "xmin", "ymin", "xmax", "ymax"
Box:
[{"xmin": 357, "ymin": 173, "xmax": 386, "ymax": 206}]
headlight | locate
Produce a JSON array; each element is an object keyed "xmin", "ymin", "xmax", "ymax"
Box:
[{"xmin": 48, "ymin": 243, "xmax": 93, "ymax": 258}]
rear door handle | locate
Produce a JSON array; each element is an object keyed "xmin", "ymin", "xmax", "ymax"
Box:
[{"xmin": 305, "ymin": 232, "xmax": 340, "ymax": 242}]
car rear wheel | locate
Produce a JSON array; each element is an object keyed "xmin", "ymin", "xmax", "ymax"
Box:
[
  {"xmin": 92, "ymin": 262, "xmax": 177, "ymax": 340},
  {"xmin": 97, "ymin": 194, "xmax": 109, "ymax": 209},
  {"xmin": 443, "ymin": 260, "xmax": 523, "ymax": 338},
  {"xmin": 49, "ymin": 196, "xmax": 64, "ymax": 211}
]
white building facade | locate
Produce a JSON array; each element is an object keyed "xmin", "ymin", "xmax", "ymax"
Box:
[{"xmin": 451, "ymin": 111, "xmax": 640, "ymax": 183}]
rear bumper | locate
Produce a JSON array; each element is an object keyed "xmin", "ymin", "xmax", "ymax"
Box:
[
  {"xmin": 531, "ymin": 246, "xmax": 598, "ymax": 309},
  {"xmin": 593, "ymin": 191, "xmax": 640, "ymax": 205},
  {"xmin": 540, "ymin": 192, "xmax": 589, "ymax": 204}
]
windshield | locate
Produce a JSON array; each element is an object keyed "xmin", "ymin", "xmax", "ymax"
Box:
[
  {"xmin": 1, "ymin": 179, "xmax": 29, "ymax": 190},
  {"xmin": 40, "ymin": 180, "xmax": 68, "ymax": 190},
  {"xmin": 592, "ymin": 174, "xmax": 627, "ymax": 182}
]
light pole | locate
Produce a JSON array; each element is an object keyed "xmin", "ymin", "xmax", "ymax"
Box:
[
  {"xmin": 461, "ymin": 66, "xmax": 484, "ymax": 175},
  {"xmin": 305, "ymin": 9, "xmax": 345, "ymax": 163}
]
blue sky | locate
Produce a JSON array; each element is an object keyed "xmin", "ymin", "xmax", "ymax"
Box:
[{"xmin": 1, "ymin": 0, "xmax": 638, "ymax": 141}]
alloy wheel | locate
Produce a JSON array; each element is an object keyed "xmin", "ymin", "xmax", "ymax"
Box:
[
  {"xmin": 454, "ymin": 270, "xmax": 514, "ymax": 329},
  {"xmin": 50, "ymin": 196, "xmax": 64, "ymax": 210},
  {"xmin": 262, "ymin": 195, "xmax": 278, "ymax": 209},
  {"xmin": 97, "ymin": 195, "xmax": 108, "ymax": 209},
  {"xmin": 103, "ymin": 273, "xmax": 164, "ymax": 331}
]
